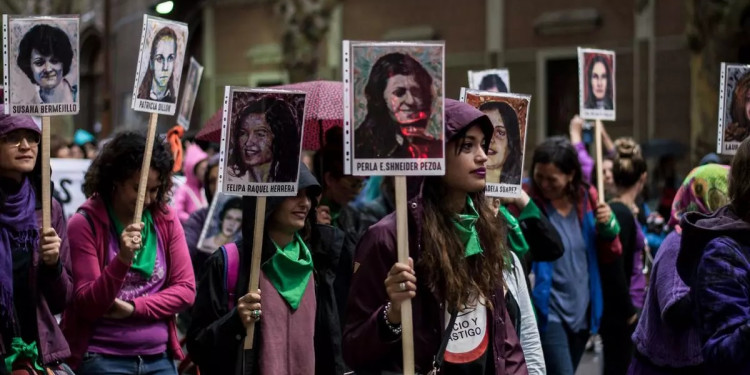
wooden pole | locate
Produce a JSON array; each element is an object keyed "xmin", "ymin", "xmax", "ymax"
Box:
[
  {"xmin": 41, "ymin": 116, "xmax": 51, "ymax": 230},
  {"xmin": 244, "ymin": 196, "xmax": 266, "ymax": 349},
  {"xmin": 133, "ymin": 113, "xmax": 159, "ymax": 223},
  {"xmin": 395, "ymin": 176, "xmax": 414, "ymax": 375},
  {"xmin": 595, "ymin": 119, "xmax": 605, "ymax": 204}
]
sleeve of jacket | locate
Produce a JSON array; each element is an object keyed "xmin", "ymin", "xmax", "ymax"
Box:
[
  {"xmin": 39, "ymin": 200, "xmax": 74, "ymax": 315},
  {"xmin": 503, "ymin": 305, "xmax": 530, "ymax": 375},
  {"xmin": 186, "ymin": 249, "xmax": 246, "ymax": 372},
  {"xmin": 172, "ymin": 188, "xmax": 191, "ymax": 224},
  {"xmin": 131, "ymin": 212, "xmax": 195, "ymax": 319},
  {"xmin": 600, "ymin": 204, "xmax": 637, "ymax": 322},
  {"xmin": 696, "ymin": 237, "xmax": 750, "ymax": 370},
  {"xmin": 518, "ymin": 200, "xmax": 564, "ymax": 262},
  {"xmin": 343, "ymin": 222, "xmax": 401, "ymax": 370},
  {"xmin": 511, "ymin": 253, "xmax": 545, "ymax": 375},
  {"xmin": 589, "ymin": 186, "xmax": 622, "ymax": 263},
  {"xmin": 575, "ymin": 142, "xmax": 594, "ymax": 184},
  {"xmin": 68, "ymin": 210, "xmax": 132, "ymax": 321}
]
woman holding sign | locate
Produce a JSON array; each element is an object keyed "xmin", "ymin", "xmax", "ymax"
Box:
[
  {"xmin": 61, "ymin": 132, "xmax": 195, "ymax": 374},
  {"xmin": 344, "ymin": 99, "xmax": 527, "ymax": 374},
  {"xmin": 0, "ymin": 110, "xmax": 74, "ymax": 374},
  {"xmin": 524, "ymin": 136, "xmax": 621, "ymax": 374},
  {"xmin": 187, "ymin": 163, "xmax": 347, "ymax": 374}
]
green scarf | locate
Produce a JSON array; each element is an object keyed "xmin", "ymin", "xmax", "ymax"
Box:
[
  {"xmin": 106, "ymin": 203, "xmax": 158, "ymax": 278},
  {"xmin": 452, "ymin": 197, "xmax": 483, "ymax": 258},
  {"xmin": 4, "ymin": 337, "xmax": 42, "ymax": 372},
  {"xmin": 498, "ymin": 205, "xmax": 530, "ymax": 257},
  {"xmin": 263, "ymin": 233, "xmax": 314, "ymax": 310}
]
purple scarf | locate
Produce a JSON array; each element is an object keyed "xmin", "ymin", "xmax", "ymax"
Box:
[{"xmin": 0, "ymin": 178, "xmax": 38, "ymax": 327}]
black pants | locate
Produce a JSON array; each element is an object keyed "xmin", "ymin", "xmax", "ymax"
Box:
[{"xmin": 600, "ymin": 321, "xmax": 636, "ymax": 375}]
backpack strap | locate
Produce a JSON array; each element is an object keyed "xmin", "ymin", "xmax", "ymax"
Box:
[
  {"xmin": 222, "ymin": 242, "xmax": 240, "ymax": 310},
  {"xmin": 76, "ymin": 209, "xmax": 96, "ymax": 237}
]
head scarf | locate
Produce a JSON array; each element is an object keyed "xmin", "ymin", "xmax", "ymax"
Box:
[{"xmin": 668, "ymin": 164, "xmax": 730, "ymax": 229}]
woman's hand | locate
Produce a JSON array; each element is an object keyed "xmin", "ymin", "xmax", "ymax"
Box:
[
  {"xmin": 384, "ymin": 257, "xmax": 417, "ymax": 324},
  {"xmin": 117, "ymin": 222, "xmax": 144, "ymax": 265},
  {"xmin": 569, "ymin": 115, "xmax": 584, "ymax": 144},
  {"xmin": 103, "ymin": 298, "xmax": 135, "ymax": 319},
  {"xmin": 39, "ymin": 227, "xmax": 61, "ymax": 266},
  {"xmin": 499, "ymin": 190, "xmax": 531, "ymax": 211},
  {"xmin": 237, "ymin": 289, "xmax": 262, "ymax": 329},
  {"xmin": 316, "ymin": 205, "xmax": 332, "ymax": 225},
  {"xmin": 596, "ymin": 202, "xmax": 613, "ymax": 225}
]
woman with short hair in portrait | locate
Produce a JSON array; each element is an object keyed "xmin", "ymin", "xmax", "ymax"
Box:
[{"xmin": 17, "ymin": 24, "xmax": 76, "ymax": 104}]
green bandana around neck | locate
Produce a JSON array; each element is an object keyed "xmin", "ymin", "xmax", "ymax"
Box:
[
  {"xmin": 452, "ymin": 196, "xmax": 483, "ymax": 258},
  {"xmin": 263, "ymin": 233, "xmax": 314, "ymax": 310},
  {"xmin": 498, "ymin": 205, "xmax": 530, "ymax": 257},
  {"xmin": 106, "ymin": 202, "xmax": 158, "ymax": 278},
  {"xmin": 4, "ymin": 337, "xmax": 43, "ymax": 372}
]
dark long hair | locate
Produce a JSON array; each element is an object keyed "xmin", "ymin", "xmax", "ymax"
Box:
[
  {"xmin": 478, "ymin": 74, "xmax": 508, "ymax": 93},
  {"xmin": 17, "ymin": 24, "xmax": 74, "ymax": 85},
  {"xmin": 83, "ymin": 131, "xmax": 174, "ymax": 210},
  {"xmin": 137, "ymin": 27, "xmax": 177, "ymax": 101},
  {"xmin": 530, "ymin": 136, "xmax": 584, "ymax": 204},
  {"xmin": 731, "ymin": 71, "xmax": 750, "ymax": 129},
  {"xmin": 417, "ymin": 126, "xmax": 508, "ymax": 312},
  {"xmin": 730, "ymin": 137, "xmax": 750, "ymax": 219},
  {"xmin": 479, "ymin": 101, "xmax": 522, "ymax": 185},
  {"xmin": 584, "ymin": 55, "xmax": 613, "ymax": 110},
  {"xmin": 363, "ymin": 52, "xmax": 433, "ymax": 127},
  {"xmin": 228, "ymin": 96, "xmax": 300, "ymax": 182}
]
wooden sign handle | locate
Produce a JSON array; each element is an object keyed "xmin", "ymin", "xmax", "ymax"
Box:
[
  {"xmin": 595, "ymin": 119, "xmax": 605, "ymax": 204},
  {"xmin": 41, "ymin": 117, "xmax": 51, "ymax": 231},
  {"xmin": 133, "ymin": 113, "xmax": 159, "ymax": 224},
  {"xmin": 244, "ymin": 196, "xmax": 267, "ymax": 349},
  {"xmin": 395, "ymin": 176, "xmax": 415, "ymax": 375}
]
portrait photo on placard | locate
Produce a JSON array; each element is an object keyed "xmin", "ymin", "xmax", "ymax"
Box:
[
  {"xmin": 219, "ymin": 88, "xmax": 305, "ymax": 196},
  {"xmin": 347, "ymin": 41, "xmax": 445, "ymax": 175},
  {"xmin": 717, "ymin": 63, "xmax": 750, "ymax": 155},
  {"xmin": 197, "ymin": 193, "xmax": 243, "ymax": 253},
  {"xmin": 460, "ymin": 88, "xmax": 529, "ymax": 197},
  {"xmin": 131, "ymin": 15, "xmax": 188, "ymax": 115},
  {"xmin": 468, "ymin": 69, "xmax": 510, "ymax": 93},
  {"xmin": 176, "ymin": 57, "xmax": 203, "ymax": 129},
  {"xmin": 3, "ymin": 15, "xmax": 79, "ymax": 115},
  {"xmin": 578, "ymin": 48, "xmax": 616, "ymax": 121}
]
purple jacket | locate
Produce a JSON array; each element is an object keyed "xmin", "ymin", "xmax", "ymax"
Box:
[
  {"xmin": 0, "ymin": 200, "xmax": 73, "ymax": 365},
  {"xmin": 630, "ymin": 230, "xmax": 703, "ymax": 371},
  {"xmin": 676, "ymin": 206, "xmax": 750, "ymax": 372},
  {"xmin": 343, "ymin": 195, "xmax": 527, "ymax": 374},
  {"xmin": 61, "ymin": 195, "xmax": 195, "ymax": 368}
]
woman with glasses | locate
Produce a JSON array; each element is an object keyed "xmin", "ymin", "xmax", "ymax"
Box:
[{"xmin": 0, "ymin": 107, "xmax": 75, "ymax": 374}]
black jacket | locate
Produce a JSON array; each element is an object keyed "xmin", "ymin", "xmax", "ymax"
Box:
[{"xmin": 186, "ymin": 164, "xmax": 347, "ymax": 375}]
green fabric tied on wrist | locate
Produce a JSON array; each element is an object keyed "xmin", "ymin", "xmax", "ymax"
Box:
[
  {"xmin": 263, "ymin": 233, "xmax": 314, "ymax": 310},
  {"xmin": 453, "ymin": 197, "xmax": 483, "ymax": 258},
  {"xmin": 499, "ymin": 205, "xmax": 530, "ymax": 257},
  {"xmin": 106, "ymin": 202, "xmax": 158, "ymax": 278},
  {"xmin": 4, "ymin": 337, "xmax": 43, "ymax": 372}
]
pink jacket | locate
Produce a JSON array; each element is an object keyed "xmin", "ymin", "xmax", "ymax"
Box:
[
  {"xmin": 61, "ymin": 195, "xmax": 195, "ymax": 369},
  {"xmin": 173, "ymin": 144, "xmax": 208, "ymax": 223}
]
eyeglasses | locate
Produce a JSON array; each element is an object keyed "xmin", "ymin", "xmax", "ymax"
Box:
[{"xmin": 0, "ymin": 130, "xmax": 41, "ymax": 148}]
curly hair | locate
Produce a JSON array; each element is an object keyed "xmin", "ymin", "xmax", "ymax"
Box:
[
  {"xmin": 17, "ymin": 24, "xmax": 74, "ymax": 85},
  {"xmin": 83, "ymin": 131, "xmax": 174, "ymax": 210},
  {"xmin": 479, "ymin": 101, "xmax": 523, "ymax": 185},
  {"xmin": 228, "ymin": 96, "xmax": 301, "ymax": 182},
  {"xmin": 219, "ymin": 197, "xmax": 242, "ymax": 224}
]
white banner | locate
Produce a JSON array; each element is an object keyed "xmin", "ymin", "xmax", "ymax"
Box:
[{"xmin": 50, "ymin": 158, "xmax": 91, "ymax": 218}]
